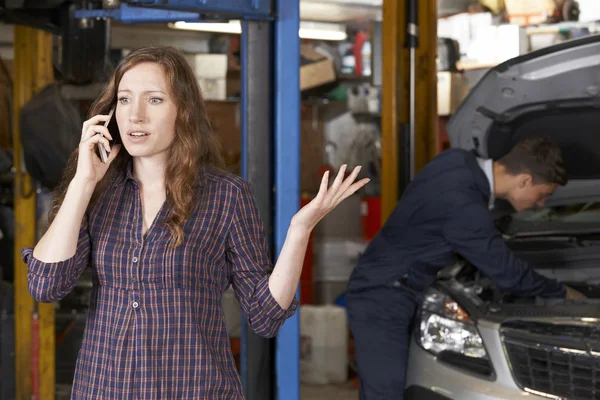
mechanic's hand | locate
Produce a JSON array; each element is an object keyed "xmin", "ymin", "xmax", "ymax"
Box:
[
  {"xmin": 75, "ymin": 114, "xmax": 121, "ymax": 185},
  {"xmin": 565, "ymin": 286, "xmax": 586, "ymax": 300}
]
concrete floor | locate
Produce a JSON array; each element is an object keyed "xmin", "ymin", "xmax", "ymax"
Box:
[
  {"xmin": 57, "ymin": 383, "xmax": 360, "ymax": 399},
  {"xmin": 301, "ymin": 382, "xmax": 359, "ymax": 400}
]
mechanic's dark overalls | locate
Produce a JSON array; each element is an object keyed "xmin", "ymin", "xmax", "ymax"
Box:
[{"xmin": 346, "ymin": 148, "xmax": 566, "ymax": 400}]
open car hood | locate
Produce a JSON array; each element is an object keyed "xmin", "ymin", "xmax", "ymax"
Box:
[{"xmin": 447, "ymin": 35, "xmax": 600, "ymax": 206}]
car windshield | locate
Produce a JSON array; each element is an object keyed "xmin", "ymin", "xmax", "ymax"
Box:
[{"xmin": 496, "ymin": 202, "xmax": 600, "ymax": 236}]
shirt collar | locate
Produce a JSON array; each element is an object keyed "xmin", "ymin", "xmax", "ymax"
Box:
[
  {"xmin": 121, "ymin": 158, "xmax": 207, "ymax": 187},
  {"xmin": 476, "ymin": 157, "xmax": 495, "ymax": 210}
]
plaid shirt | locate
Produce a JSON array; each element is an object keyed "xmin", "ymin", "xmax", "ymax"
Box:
[{"xmin": 22, "ymin": 164, "xmax": 298, "ymax": 399}]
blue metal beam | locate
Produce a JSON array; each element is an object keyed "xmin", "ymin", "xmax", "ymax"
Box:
[
  {"xmin": 74, "ymin": 4, "xmax": 201, "ymax": 23},
  {"xmin": 128, "ymin": 0, "xmax": 271, "ymax": 17},
  {"xmin": 274, "ymin": 0, "xmax": 300, "ymax": 398},
  {"xmin": 74, "ymin": 0, "xmax": 272, "ymax": 21}
]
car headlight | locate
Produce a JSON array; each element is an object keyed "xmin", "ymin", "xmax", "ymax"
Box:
[{"xmin": 418, "ymin": 287, "xmax": 488, "ymax": 359}]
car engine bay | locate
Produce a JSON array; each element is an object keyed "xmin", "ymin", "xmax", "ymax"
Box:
[{"xmin": 437, "ymin": 253, "xmax": 600, "ymax": 317}]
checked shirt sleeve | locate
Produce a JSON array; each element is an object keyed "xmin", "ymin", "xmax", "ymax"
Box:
[
  {"xmin": 21, "ymin": 214, "xmax": 92, "ymax": 303},
  {"xmin": 226, "ymin": 181, "xmax": 299, "ymax": 338}
]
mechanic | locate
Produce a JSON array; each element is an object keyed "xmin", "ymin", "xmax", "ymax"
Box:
[{"xmin": 346, "ymin": 136, "xmax": 586, "ymax": 400}]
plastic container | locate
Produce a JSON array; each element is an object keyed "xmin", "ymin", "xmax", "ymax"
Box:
[
  {"xmin": 313, "ymin": 237, "xmax": 368, "ymax": 282},
  {"xmin": 300, "ymin": 305, "xmax": 348, "ymax": 384}
]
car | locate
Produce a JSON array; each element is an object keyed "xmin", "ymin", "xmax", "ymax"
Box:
[{"xmin": 404, "ymin": 34, "xmax": 600, "ymax": 400}]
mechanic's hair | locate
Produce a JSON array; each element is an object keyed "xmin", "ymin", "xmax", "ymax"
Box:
[
  {"xmin": 497, "ymin": 137, "xmax": 568, "ymax": 186},
  {"xmin": 49, "ymin": 45, "xmax": 225, "ymax": 247}
]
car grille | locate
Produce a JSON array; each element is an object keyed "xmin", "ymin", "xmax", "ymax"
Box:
[{"xmin": 501, "ymin": 320, "xmax": 600, "ymax": 400}]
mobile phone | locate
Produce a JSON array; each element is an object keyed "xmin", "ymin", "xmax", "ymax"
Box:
[{"xmin": 98, "ymin": 106, "xmax": 115, "ymax": 163}]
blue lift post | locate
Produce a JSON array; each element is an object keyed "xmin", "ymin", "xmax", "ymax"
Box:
[
  {"xmin": 241, "ymin": 3, "xmax": 300, "ymax": 400},
  {"xmin": 75, "ymin": 1, "xmax": 301, "ymax": 399},
  {"xmin": 273, "ymin": 0, "xmax": 300, "ymax": 398}
]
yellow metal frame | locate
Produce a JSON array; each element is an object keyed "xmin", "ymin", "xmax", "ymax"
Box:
[
  {"xmin": 414, "ymin": 0, "xmax": 439, "ymax": 171},
  {"xmin": 381, "ymin": 0, "xmax": 438, "ymax": 222},
  {"xmin": 13, "ymin": 25, "xmax": 55, "ymax": 400},
  {"xmin": 380, "ymin": 0, "xmax": 402, "ymax": 221}
]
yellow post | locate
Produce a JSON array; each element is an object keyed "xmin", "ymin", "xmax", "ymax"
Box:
[
  {"xmin": 381, "ymin": 0, "xmax": 438, "ymax": 222},
  {"xmin": 31, "ymin": 29, "xmax": 56, "ymax": 400},
  {"xmin": 380, "ymin": 0, "xmax": 403, "ymax": 222},
  {"xmin": 13, "ymin": 25, "xmax": 34, "ymax": 400},
  {"xmin": 13, "ymin": 25, "xmax": 55, "ymax": 400},
  {"xmin": 414, "ymin": 0, "xmax": 439, "ymax": 171}
]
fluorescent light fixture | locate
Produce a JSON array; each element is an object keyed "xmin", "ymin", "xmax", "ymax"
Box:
[
  {"xmin": 169, "ymin": 20, "xmax": 347, "ymax": 41},
  {"xmin": 299, "ymin": 21, "xmax": 348, "ymax": 41},
  {"xmin": 170, "ymin": 21, "xmax": 241, "ymax": 35}
]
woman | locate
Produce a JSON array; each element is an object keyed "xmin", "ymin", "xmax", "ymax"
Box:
[{"xmin": 21, "ymin": 45, "xmax": 369, "ymax": 398}]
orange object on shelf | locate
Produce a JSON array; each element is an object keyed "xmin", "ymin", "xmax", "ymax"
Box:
[{"xmin": 361, "ymin": 196, "xmax": 381, "ymax": 241}]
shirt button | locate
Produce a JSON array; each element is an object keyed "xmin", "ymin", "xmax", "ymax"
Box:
[
  {"xmin": 132, "ymin": 257, "xmax": 138, "ymax": 263},
  {"xmin": 131, "ymin": 277, "xmax": 138, "ymax": 284},
  {"xmin": 132, "ymin": 301, "xmax": 139, "ymax": 309}
]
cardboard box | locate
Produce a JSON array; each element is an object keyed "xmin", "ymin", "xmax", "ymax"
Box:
[
  {"xmin": 504, "ymin": 0, "xmax": 555, "ymax": 26},
  {"xmin": 186, "ymin": 53, "xmax": 227, "ymax": 77},
  {"xmin": 198, "ymin": 78, "xmax": 226, "ymax": 101},
  {"xmin": 186, "ymin": 54, "xmax": 228, "ymax": 100},
  {"xmin": 188, "ymin": 48, "xmax": 336, "ymax": 97},
  {"xmin": 300, "ymin": 45, "xmax": 336, "ymax": 91},
  {"xmin": 496, "ymin": 25, "xmax": 529, "ymax": 62},
  {"xmin": 480, "ymin": 0, "xmax": 505, "ymax": 14},
  {"xmin": 465, "ymin": 24, "xmax": 528, "ymax": 65},
  {"xmin": 438, "ymin": 71, "xmax": 469, "ymax": 116}
]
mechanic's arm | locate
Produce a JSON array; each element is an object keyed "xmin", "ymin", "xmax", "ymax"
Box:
[{"xmin": 442, "ymin": 193, "xmax": 566, "ymax": 298}]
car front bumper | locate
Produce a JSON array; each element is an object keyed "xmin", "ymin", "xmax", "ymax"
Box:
[{"xmin": 405, "ymin": 320, "xmax": 554, "ymax": 400}]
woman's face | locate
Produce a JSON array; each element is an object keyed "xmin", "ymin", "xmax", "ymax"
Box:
[{"xmin": 116, "ymin": 62, "xmax": 178, "ymax": 162}]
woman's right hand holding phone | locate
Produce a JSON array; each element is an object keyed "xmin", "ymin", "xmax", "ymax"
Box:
[
  {"xmin": 34, "ymin": 113, "xmax": 122, "ymax": 263},
  {"xmin": 75, "ymin": 113, "xmax": 121, "ymax": 185}
]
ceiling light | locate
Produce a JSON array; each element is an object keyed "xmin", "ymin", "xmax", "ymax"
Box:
[
  {"xmin": 169, "ymin": 20, "xmax": 347, "ymax": 41},
  {"xmin": 170, "ymin": 21, "xmax": 241, "ymax": 35}
]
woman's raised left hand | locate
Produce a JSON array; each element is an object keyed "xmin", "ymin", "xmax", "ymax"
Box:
[{"xmin": 291, "ymin": 165, "xmax": 370, "ymax": 232}]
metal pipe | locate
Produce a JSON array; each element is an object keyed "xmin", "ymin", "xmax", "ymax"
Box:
[
  {"xmin": 409, "ymin": 49, "xmax": 415, "ymax": 180},
  {"xmin": 240, "ymin": 19, "xmax": 274, "ymax": 400},
  {"xmin": 406, "ymin": 0, "xmax": 418, "ymax": 180}
]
